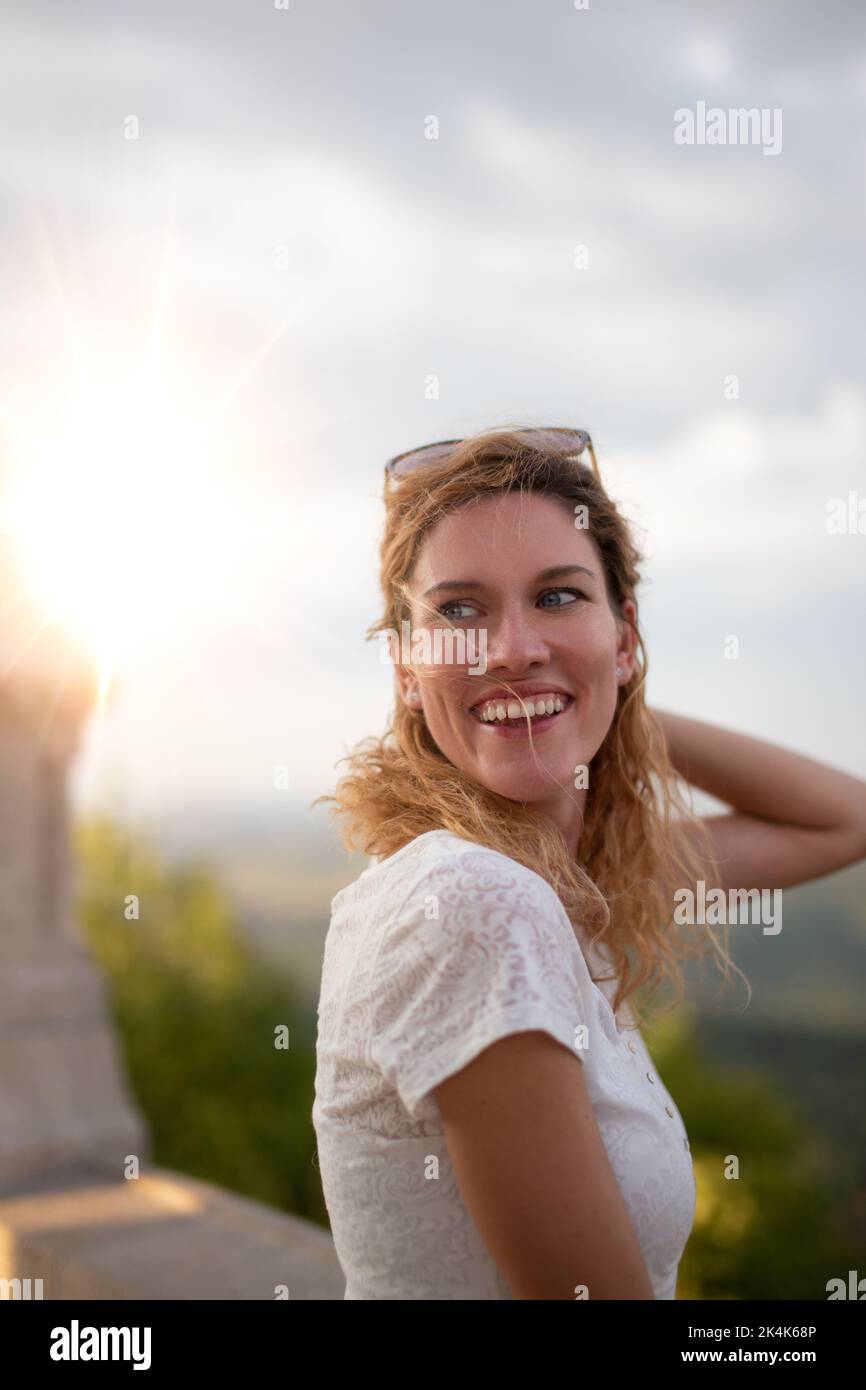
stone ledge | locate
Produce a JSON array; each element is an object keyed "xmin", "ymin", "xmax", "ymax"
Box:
[{"xmin": 0, "ymin": 1163, "xmax": 345, "ymax": 1300}]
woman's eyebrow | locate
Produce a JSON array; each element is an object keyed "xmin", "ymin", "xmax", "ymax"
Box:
[{"xmin": 422, "ymin": 564, "xmax": 598, "ymax": 599}]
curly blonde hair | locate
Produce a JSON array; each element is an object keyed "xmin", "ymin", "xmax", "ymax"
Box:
[{"xmin": 314, "ymin": 425, "xmax": 743, "ymax": 1027}]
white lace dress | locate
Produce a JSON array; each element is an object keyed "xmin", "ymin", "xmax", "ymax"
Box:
[{"xmin": 312, "ymin": 829, "xmax": 696, "ymax": 1299}]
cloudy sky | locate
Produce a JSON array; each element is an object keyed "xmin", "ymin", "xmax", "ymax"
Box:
[{"xmin": 1, "ymin": 0, "xmax": 864, "ymax": 830}]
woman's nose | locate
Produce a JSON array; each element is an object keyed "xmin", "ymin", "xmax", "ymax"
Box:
[{"xmin": 482, "ymin": 608, "xmax": 550, "ymax": 671}]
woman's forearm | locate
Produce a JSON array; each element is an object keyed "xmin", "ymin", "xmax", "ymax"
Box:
[{"xmin": 652, "ymin": 707, "xmax": 866, "ymax": 839}]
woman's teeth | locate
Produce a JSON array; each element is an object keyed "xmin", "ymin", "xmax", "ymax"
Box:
[{"xmin": 476, "ymin": 694, "xmax": 567, "ymax": 723}]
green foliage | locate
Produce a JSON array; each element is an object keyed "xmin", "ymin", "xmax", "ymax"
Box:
[
  {"xmin": 644, "ymin": 1006, "xmax": 864, "ymax": 1299},
  {"xmin": 73, "ymin": 815, "xmax": 329, "ymax": 1225}
]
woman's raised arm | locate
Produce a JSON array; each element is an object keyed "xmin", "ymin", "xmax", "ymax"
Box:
[{"xmin": 653, "ymin": 707, "xmax": 866, "ymax": 893}]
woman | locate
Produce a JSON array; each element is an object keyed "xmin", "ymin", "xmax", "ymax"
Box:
[{"xmin": 311, "ymin": 425, "xmax": 866, "ymax": 1300}]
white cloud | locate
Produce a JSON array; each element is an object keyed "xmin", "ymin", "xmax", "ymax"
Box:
[
  {"xmin": 601, "ymin": 382, "xmax": 866, "ymax": 601},
  {"xmin": 681, "ymin": 36, "xmax": 734, "ymax": 83}
]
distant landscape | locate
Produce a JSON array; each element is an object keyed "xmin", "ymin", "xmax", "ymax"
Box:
[{"xmin": 146, "ymin": 802, "xmax": 367, "ymax": 998}]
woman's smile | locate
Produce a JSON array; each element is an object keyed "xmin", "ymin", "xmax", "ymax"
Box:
[{"xmin": 468, "ymin": 690, "xmax": 576, "ymax": 738}]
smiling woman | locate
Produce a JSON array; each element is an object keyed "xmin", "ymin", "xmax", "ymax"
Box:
[
  {"xmin": 310, "ymin": 423, "xmax": 740, "ymax": 1300},
  {"xmin": 310, "ymin": 423, "xmax": 866, "ymax": 1301}
]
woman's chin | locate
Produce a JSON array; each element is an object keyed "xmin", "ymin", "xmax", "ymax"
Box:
[{"xmin": 476, "ymin": 765, "xmax": 571, "ymax": 805}]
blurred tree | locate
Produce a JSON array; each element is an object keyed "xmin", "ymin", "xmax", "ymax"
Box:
[{"xmin": 73, "ymin": 814, "xmax": 328, "ymax": 1224}]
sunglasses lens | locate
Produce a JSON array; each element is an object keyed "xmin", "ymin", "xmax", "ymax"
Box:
[
  {"xmin": 388, "ymin": 441, "xmax": 461, "ymax": 477},
  {"xmin": 526, "ymin": 428, "xmax": 591, "ymax": 456},
  {"xmin": 387, "ymin": 428, "xmax": 594, "ymax": 477}
]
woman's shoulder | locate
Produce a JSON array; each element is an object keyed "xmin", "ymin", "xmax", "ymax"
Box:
[
  {"xmin": 325, "ymin": 828, "xmax": 605, "ymax": 1035},
  {"xmin": 341, "ymin": 828, "xmax": 560, "ymax": 910},
  {"xmin": 334, "ymin": 827, "xmax": 575, "ymax": 960}
]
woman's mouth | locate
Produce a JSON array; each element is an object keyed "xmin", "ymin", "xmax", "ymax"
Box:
[{"xmin": 469, "ymin": 692, "xmax": 574, "ymax": 738}]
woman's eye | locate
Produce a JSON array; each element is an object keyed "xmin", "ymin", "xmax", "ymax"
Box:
[
  {"xmin": 437, "ymin": 600, "xmax": 478, "ymax": 621},
  {"xmin": 538, "ymin": 587, "xmax": 588, "ymax": 608},
  {"xmin": 438, "ymin": 589, "xmax": 588, "ymax": 619}
]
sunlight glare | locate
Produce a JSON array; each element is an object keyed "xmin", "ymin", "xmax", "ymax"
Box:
[{"xmin": 4, "ymin": 377, "xmax": 237, "ymax": 698}]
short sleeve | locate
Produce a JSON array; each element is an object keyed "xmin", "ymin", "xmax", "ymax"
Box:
[{"xmin": 368, "ymin": 845, "xmax": 595, "ymax": 1120}]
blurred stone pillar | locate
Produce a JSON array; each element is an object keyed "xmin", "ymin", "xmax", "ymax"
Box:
[{"xmin": 0, "ymin": 542, "xmax": 150, "ymax": 1193}]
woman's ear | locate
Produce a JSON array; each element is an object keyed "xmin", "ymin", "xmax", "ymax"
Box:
[
  {"xmin": 395, "ymin": 664, "xmax": 422, "ymax": 709},
  {"xmin": 615, "ymin": 599, "xmax": 639, "ymax": 681}
]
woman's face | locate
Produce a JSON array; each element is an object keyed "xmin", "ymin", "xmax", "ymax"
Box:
[{"xmin": 398, "ymin": 490, "xmax": 637, "ymax": 851}]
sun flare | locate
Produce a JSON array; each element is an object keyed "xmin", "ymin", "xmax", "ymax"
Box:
[
  {"xmin": 0, "ymin": 209, "xmax": 294, "ymax": 721},
  {"xmin": 2, "ymin": 378, "xmax": 239, "ymax": 705}
]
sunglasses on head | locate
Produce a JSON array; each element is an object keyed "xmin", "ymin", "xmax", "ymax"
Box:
[{"xmin": 385, "ymin": 426, "xmax": 599, "ymax": 483}]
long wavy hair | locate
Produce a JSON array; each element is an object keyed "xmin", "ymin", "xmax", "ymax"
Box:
[{"xmin": 314, "ymin": 425, "xmax": 746, "ymax": 1028}]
